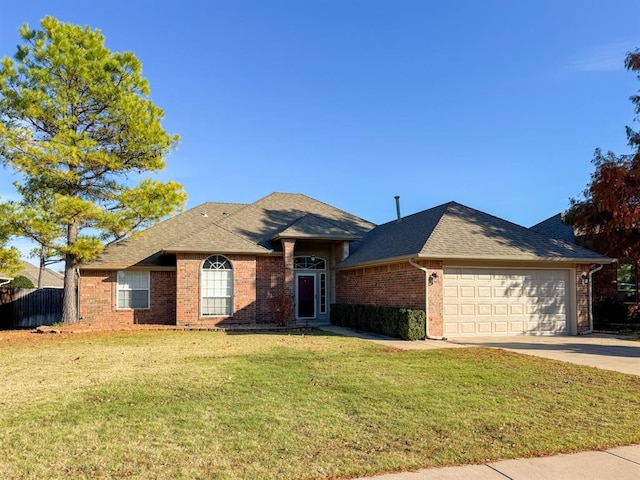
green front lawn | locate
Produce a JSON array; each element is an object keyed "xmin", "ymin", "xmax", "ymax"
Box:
[{"xmin": 1, "ymin": 330, "xmax": 639, "ymax": 479}]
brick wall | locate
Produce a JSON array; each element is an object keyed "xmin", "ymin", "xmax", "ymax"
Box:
[
  {"xmin": 576, "ymin": 264, "xmax": 590, "ymax": 333},
  {"xmin": 335, "ymin": 260, "xmax": 444, "ymax": 335},
  {"xmin": 176, "ymin": 253, "xmax": 257, "ymax": 326},
  {"xmin": 256, "ymin": 256, "xmax": 285, "ymax": 323},
  {"xmin": 79, "ymin": 269, "xmax": 176, "ymax": 326}
]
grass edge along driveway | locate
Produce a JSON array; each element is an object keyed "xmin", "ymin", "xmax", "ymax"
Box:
[{"xmin": 1, "ymin": 330, "xmax": 639, "ymax": 480}]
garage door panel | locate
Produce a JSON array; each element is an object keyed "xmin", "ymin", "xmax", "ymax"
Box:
[
  {"xmin": 477, "ymin": 322, "xmax": 493, "ymax": 333},
  {"xmin": 509, "ymin": 321, "xmax": 524, "ymax": 332},
  {"xmin": 460, "ymin": 286, "xmax": 475, "ymax": 297},
  {"xmin": 494, "ymin": 304, "xmax": 508, "ymax": 315},
  {"xmin": 494, "ymin": 322, "xmax": 509, "ymax": 333},
  {"xmin": 443, "ymin": 268, "xmax": 570, "ymax": 337},
  {"xmin": 443, "ymin": 286, "xmax": 458, "ymax": 298},
  {"xmin": 477, "ymin": 286, "xmax": 492, "ymax": 297},
  {"xmin": 477, "ymin": 304, "xmax": 492, "ymax": 315},
  {"xmin": 460, "ymin": 304, "xmax": 475, "ymax": 316}
]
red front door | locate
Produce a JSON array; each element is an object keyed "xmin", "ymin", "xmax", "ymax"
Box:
[{"xmin": 297, "ymin": 274, "xmax": 315, "ymax": 318}]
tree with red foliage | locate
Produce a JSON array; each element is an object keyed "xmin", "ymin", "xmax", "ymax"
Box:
[{"xmin": 566, "ymin": 49, "xmax": 640, "ymax": 260}]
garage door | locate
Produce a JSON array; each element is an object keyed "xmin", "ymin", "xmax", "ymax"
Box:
[{"xmin": 443, "ymin": 268, "xmax": 570, "ymax": 336}]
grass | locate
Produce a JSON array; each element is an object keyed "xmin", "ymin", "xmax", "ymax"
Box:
[{"xmin": 1, "ymin": 330, "xmax": 640, "ymax": 479}]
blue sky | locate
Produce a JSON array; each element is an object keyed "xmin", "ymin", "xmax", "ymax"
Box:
[{"xmin": 1, "ymin": 1, "xmax": 639, "ymax": 259}]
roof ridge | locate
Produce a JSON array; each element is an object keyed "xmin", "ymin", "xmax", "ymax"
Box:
[
  {"xmin": 280, "ymin": 192, "xmax": 375, "ymax": 227},
  {"xmin": 375, "ymin": 200, "xmax": 454, "ymax": 228}
]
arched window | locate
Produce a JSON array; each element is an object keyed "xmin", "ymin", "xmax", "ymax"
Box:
[
  {"xmin": 201, "ymin": 255, "xmax": 233, "ymax": 316},
  {"xmin": 294, "ymin": 256, "xmax": 326, "ymax": 270}
]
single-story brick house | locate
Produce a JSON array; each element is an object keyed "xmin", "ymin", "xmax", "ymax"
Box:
[{"xmin": 79, "ymin": 193, "xmax": 611, "ymax": 336}]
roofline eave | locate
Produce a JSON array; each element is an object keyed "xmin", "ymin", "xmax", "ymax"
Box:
[
  {"xmin": 271, "ymin": 233, "xmax": 361, "ymax": 242},
  {"xmin": 337, "ymin": 253, "xmax": 613, "ymax": 270},
  {"xmin": 161, "ymin": 247, "xmax": 274, "ymax": 255},
  {"xmin": 414, "ymin": 253, "xmax": 614, "ymax": 264}
]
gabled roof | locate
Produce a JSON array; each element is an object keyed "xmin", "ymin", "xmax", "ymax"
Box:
[
  {"xmin": 17, "ymin": 260, "xmax": 64, "ymax": 288},
  {"xmin": 82, "ymin": 201, "xmax": 248, "ymax": 268},
  {"xmin": 214, "ymin": 192, "xmax": 374, "ymax": 250},
  {"xmin": 82, "ymin": 193, "xmax": 374, "ymax": 269},
  {"xmin": 340, "ymin": 201, "xmax": 611, "ymax": 268},
  {"xmin": 272, "ymin": 214, "xmax": 362, "ymax": 241},
  {"xmin": 529, "ymin": 213, "xmax": 577, "ymax": 244}
]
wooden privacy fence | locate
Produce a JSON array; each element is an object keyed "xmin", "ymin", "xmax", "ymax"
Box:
[{"xmin": 0, "ymin": 288, "xmax": 64, "ymax": 329}]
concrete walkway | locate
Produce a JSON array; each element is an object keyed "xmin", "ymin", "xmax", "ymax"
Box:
[
  {"xmin": 319, "ymin": 326, "xmax": 640, "ymax": 479},
  {"xmin": 356, "ymin": 445, "xmax": 640, "ymax": 480}
]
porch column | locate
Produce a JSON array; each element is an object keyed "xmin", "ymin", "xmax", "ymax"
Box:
[{"xmin": 282, "ymin": 238, "xmax": 296, "ymax": 322}]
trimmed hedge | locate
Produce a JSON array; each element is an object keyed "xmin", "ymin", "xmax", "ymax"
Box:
[{"xmin": 330, "ymin": 303, "xmax": 425, "ymax": 340}]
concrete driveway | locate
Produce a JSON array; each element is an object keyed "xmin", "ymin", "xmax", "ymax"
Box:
[{"xmin": 449, "ymin": 334, "xmax": 640, "ymax": 376}]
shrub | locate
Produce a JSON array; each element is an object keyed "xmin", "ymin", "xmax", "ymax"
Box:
[
  {"xmin": 267, "ymin": 288, "xmax": 294, "ymax": 326},
  {"xmin": 6, "ymin": 275, "xmax": 35, "ymax": 289},
  {"xmin": 330, "ymin": 303, "xmax": 425, "ymax": 340}
]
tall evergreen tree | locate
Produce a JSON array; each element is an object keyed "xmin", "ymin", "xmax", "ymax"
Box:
[{"xmin": 0, "ymin": 17, "xmax": 186, "ymax": 322}]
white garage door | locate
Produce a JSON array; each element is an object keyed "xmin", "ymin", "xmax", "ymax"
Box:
[{"xmin": 443, "ymin": 268, "xmax": 570, "ymax": 337}]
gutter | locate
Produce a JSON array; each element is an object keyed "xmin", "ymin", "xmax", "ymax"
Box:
[
  {"xmin": 580, "ymin": 262, "xmax": 608, "ymax": 335},
  {"xmin": 409, "ymin": 259, "xmax": 445, "ymax": 340}
]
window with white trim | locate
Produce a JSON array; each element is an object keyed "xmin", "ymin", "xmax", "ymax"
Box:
[
  {"xmin": 202, "ymin": 255, "xmax": 233, "ymax": 316},
  {"xmin": 117, "ymin": 271, "xmax": 150, "ymax": 309}
]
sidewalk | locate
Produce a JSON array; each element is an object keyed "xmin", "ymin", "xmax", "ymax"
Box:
[
  {"xmin": 356, "ymin": 445, "xmax": 640, "ymax": 480},
  {"xmin": 319, "ymin": 325, "xmax": 640, "ymax": 479}
]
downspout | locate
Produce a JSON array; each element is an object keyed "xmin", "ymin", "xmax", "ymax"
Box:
[
  {"xmin": 0, "ymin": 278, "xmax": 11, "ymax": 287},
  {"xmin": 409, "ymin": 259, "xmax": 445, "ymax": 340},
  {"xmin": 582, "ymin": 263, "xmax": 605, "ymax": 335}
]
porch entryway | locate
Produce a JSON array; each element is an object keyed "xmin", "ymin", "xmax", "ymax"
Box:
[{"xmin": 294, "ymin": 256, "xmax": 329, "ymax": 321}]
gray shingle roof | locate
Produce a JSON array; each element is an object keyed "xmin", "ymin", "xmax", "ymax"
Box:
[
  {"xmin": 17, "ymin": 260, "xmax": 64, "ymax": 287},
  {"xmin": 82, "ymin": 193, "xmax": 374, "ymax": 269},
  {"xmin": 215, "ymin": 192, "xmax": 374, "ymax": 249},
  {"xmin": 83, "ymin": 202, "xmax": 248, "ymax": 268},
  {"xmin": 272, "ymin": 214, "xmax": 362, "ymax": 241},
  {"xmin": 340, "ymin": 202, "xmax": 610, "ymax": 268},
  {"xmin": 529, "ymin": 213, "xmax": 577, "ymax": 244}
]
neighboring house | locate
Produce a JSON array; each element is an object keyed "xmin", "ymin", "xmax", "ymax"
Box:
[
  {"xmin": 16, "ymin": 260, "xmax": 64, "ymax": 288},
  {"xmin": 78, "ymin": 193, "xmax": 610, "ymax": 336},
  {"xmin": 530, "ymin": 214, "xmax": 623, "ymax": 306}
]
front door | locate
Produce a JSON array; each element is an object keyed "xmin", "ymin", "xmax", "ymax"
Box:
[{"xmin": 296, "ymin": 274, "xmax": 316, "ymax": 319}]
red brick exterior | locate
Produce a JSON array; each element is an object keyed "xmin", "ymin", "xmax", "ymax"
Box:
[
  {"xmin": 80, "ymin": 252, "xmax": 293, "ymax": 327},
  {"xmin": 79, "ymin": 252, "xmax": 597, "ymax": 336},
  {"xmin": 175, "ymin": 253, "xmax": 257, "ymax": 326},
  {"xmin": 256, "ymin": 256, "xmax": 286, "ymax": 323},
  {"xmin": 281, "ymin": 239, "xmax": 296, "ymax": 323},
  {"xmin": 576, "ymin": 264, "xmax": 590, "ymax": 333},
  {"xmin": 79, "ymin": 270, "xmax": 176, "ymax": 326},
  {"xmin": 335, "ymin": 260, "xmax": 444, "ymax": 336}
]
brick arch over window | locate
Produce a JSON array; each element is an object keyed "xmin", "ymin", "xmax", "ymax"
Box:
[{"xmin": 201, "ymin": 255, "xmax": 233, "ymax": 316}]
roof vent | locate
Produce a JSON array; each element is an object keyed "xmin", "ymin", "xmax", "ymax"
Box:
[
  {"xmin": 201, "ymin": 211, "xmax": 208, "ymax": 218},
  {"xmin": 394, "ymin": 195, "xmax": 401, "ymax": 221}
]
